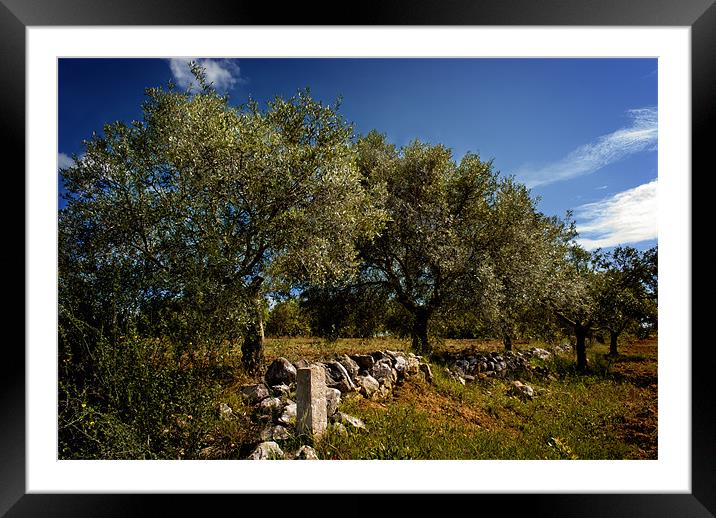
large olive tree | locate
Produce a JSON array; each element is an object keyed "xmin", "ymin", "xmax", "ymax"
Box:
[
  {"xmin": 355, "ymin": 131, "xmax": 566, "ymax": 354},
  {"xmin": 60, "ymin": 65, "xmax": 384, "ymax": 372}
]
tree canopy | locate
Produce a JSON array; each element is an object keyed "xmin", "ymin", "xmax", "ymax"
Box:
[
  {"xmin": 353, "ymin": 131, "xmax": 574, "ymax": 354},
  {"xmin": 60, "ymin": 65, "xmax": 385, "ymax": 372}
]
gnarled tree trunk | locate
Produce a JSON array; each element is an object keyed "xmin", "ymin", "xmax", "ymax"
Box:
[
  {"xmin": 575, "ymin": 324, "xmax": 589, "ymax": 371},
  {"xmin": 503, "ymin": 333, "xmax": 513, "ymax": 351},
  {"xmin": 411, "ymin": 307, "xmax": 431, "ymax": 355},
  {"xmin": 241, "ymin": 277, "xmax": 265, "ymax": 373},
  {"xmin": 609, "ymin": 329, "xmax": 619, "ymax": 356}
]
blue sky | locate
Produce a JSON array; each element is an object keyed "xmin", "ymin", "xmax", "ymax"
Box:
[{"xmin": 58, "ymin": 58, "xmax": 657, "ymax": 250}]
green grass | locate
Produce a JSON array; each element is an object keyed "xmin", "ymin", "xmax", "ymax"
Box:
[
  {"xmin": 313, "ymin": 339, "xmax": 657, "ymax": 460},
  {"xmin": 61, "ymin": 335, "xmax": 656, "ymax": 460}
]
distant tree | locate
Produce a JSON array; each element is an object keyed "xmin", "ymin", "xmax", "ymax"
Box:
[
  {"xmin": 265, "ymin": 299, "xmax": 311, "ymax": 338},
  {"xmin": 299, "ymin": 284, "xmax": 393, "ymax": 339},
  {"xmin": 593, "ymin": 245, "xmax": 658, "ymax": 355},
  {"xmin": 484, "ymin": 180, "xmax": 576, "ymax": 350},
  {"xmin": 546, "ymin": 243, "xmax": 600, "ymax": 371},
  {"xmin": 60, "ymin": 63, "xmax": 385, "ymax": 372}
]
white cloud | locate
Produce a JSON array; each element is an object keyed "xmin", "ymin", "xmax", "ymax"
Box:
[
  {"xmin": 575, "ymin": 179, "xmax": 657, "ymax": 250},
  {"xmin": 517, "ymin": 107, "xmax": 657, "ymax": 188},
  {"xmin": 168, "ymin": 58, "xmax": 244, "ymax": 93},
  {"xmin": 58, "ymin": 152, "xmax": 74, "ymax": 170}
]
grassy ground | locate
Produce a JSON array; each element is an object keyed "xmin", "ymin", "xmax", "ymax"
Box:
[{"xmin": 225, "ymin": 336, "xmax": 658, "ymax": 460}]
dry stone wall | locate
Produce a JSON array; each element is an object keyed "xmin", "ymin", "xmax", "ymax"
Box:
[{"xmin": 236, "ymin": 350, "xmax": 432, "ymax": 459}]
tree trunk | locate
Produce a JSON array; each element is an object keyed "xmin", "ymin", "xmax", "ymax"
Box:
[
  {"xmin": 575, "ymin": 325, "xmax": 588, "ymax": 372},
  {"xmin": 411, "ymin": 307, "xmax": 431, "ymax": 355},
  {"xmin": 503, "ymin": 334, "xmax": 512, "ymax": 351},
  {"xmin": 609, "ymin": 330, "xmax": 619, "ymax": 356},
  {"xmin": 241, "ymin": 278, "xmax": 265, "ymax": 373}
]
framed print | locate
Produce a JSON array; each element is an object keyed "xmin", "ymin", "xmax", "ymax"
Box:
[{"xmin": 6, "ymin": 0, "xmax": 715, "ymax": 515}]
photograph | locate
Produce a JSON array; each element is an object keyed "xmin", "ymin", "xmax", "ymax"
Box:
[
  {"xmin": 8, "ymin": 3, "xmax": 712, "ymax": 511},
  {"xmin": 57, "ymin": 57, "xmax": 659, "ymax": 462}
]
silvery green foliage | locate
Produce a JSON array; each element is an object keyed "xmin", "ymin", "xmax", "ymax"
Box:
[
  {"xmin": 59, "ymin": 66, "xmax": 385, "ymax": 353},
  {"xmin": 355, "ymin": 131, "xmax": 563, "ymax": 352},
  {"xmin": 592, "ymin": 245, "xmax": 658, "ymax": 341},
  {"xmin": 484, "ymin": 181, "xmax": 579, "ymax": 344}
]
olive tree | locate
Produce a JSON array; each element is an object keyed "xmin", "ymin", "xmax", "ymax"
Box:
[
  {"xmin": 60, "ymin": 64, "xmax": 384, "ymax": 372},
  {"xmin": 354, "ymin": 131, "xmax": 569, "ymax": 354},
  {"xmin": 484, "ymin": 180, "xmax": 576, "ymax": 350},
  {"xmin": 593, "ymin": 245, "xmax": 658, "ymax": 355}
]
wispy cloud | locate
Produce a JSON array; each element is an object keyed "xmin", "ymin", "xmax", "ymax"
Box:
[
  {"xmin": 595, "ymin": 185, "xmax": 608, "ymax": 190},
  {"xmin": 516, "ymin": 107, "xmax": 657, "ymax": 188},
  {"xmin": 168, "ymin": 58, "xmax": 244, "ymax": 93},
  {"xmin": 575, "ymin": 179, "xmax": 657, "ymax": 250},
  {"xmin": 58, "ymin": 152, "xmax": 74, "ymax": 170}
]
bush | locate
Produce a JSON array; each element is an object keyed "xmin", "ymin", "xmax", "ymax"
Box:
[{"xmin": 59, "ymin": 332, "xmax": 221, "ymax": 459}]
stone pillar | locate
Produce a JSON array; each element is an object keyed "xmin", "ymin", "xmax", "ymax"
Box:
[{"xmin": 296, "ymin": 365, "xmax": 327, "ymax": 438}]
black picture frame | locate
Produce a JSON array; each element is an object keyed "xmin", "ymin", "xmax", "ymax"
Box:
[{"xmin": 5, "ymin": 0, "xmax": 714, "ymax": 515}]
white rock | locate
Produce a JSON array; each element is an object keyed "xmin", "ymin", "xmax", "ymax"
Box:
[
  {"xmin": 511, "ymin": 380, "xmax": 534, "ymax": 399},
  {"xmin": 240, "ymin": 384, "xmax": 270, "ymax": 404},
  {"xmin": 356, "ymin": 375, "xmax": 381, "ymax": 398},
  {"xmin": 265, "ymin": 357, "xmax": 297, "ymax": 386},
  {"xmin": 248, "ymin": 441, "xmax": 284, "ymax": 460},
  {"xmin": 294, "ymin": 445, "xmax": 319, "ymax": 460},
  {"xmin": 326, "ymin": 387, "xmax": 341, "ymax": 416},
  {"xmin": 338, "ymin": 355, "xmax": 360, "ymax": 378},
  {"xmin": 278, "ymin": 402, "xmax": 297, "ymax": 426},
  {"xmin": 257, "ymin": 397, "xmax": 283, "ymax": 414},
  {"xmin": 419, "ymin": 363, "xmax": 433, "ymax": 383},
  {"xmin": 218, "ymin": 402, "xmax": 233, "ymax": 420},
  {"xmin": 335, "ymin": 412, "xmax": 365, "ymax": 430},
  {"xmin": 260, "ymin": 424, "xmax": 290, "ymax": 441}
]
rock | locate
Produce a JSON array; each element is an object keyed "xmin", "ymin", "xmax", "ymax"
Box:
[
  {"xmin": 218, "ymin": 402, "xmax": 233, "ymax": 420},
  {"xmin": 335, "ymin": 412, "xmax": 365, "ymax": 431},
  {"xmin": 463, "ymin": 374, "xmax": 475, "ymax": 382},
  {"xmin": 405, "ymin": 356, "xmax": 420, "ymax": 376},
  {"xmin": 326, "ymin": 387, "xmax": 341, "ymax": 416},
  {"xmin": 531, "ymin": 348, "xmax": 551, "ymax": 360},
  {"xmin": 257, "ymin": 397, "xmax": 283, "ymax": 415},
  {"xmin": 370, "ymin": 351, "xmax": 388, "ymax": 362},
  {"xmin": 294, "ymin": 445, "xmax": 319, "ymax": 460},
  {"xmin": 278, "ymin": 402, "xmax": 297, "ymax": 426},
  {"xmin": 338, "ymin": 354, "xmax": 360, "ymax": 378},
  {"xmin": 325, "ymin": 361, "xmax": 358, "ymax": 392},
  {"xmin": 355, "ymin": 374, "xmax": 380, "ymax": 398},
  {"xmin": 240, "ymin": 384, "xmax": 270, "ymax": 405},
  {"xmin": 419, "ymin": 363, "xmax": 433, "ymax": 383},
  {"xmin": 350, "ymin": 354, "xmax": 375, "ymax": 372},
  {"xmin": 247, "ymin": 441, "xmax": 284, "ymax": 460},
  {"xmin": 372, "ymin": 359, "xmax": 397, "ymax": 384},
  {"xmin": 260, "ymin": 424, "xmax": 290, "ymax": 441},
  {"xmin": 270, "ymin": 383, "xmax": 291, "ymax": 398},
  {"xmin": 294, "ymin": 359, "xmax": 311, "ymax": 370},
  {"xmin": 265, "ymin": 357, "xmax": 297, "ymax": 386},
  {"xmin": 511, "ymin": 380, "xmax": 534, "ymax": 399},
  {"xmin": 393, "ymin": 355, "xmax": 408, "ymax": 378}
]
